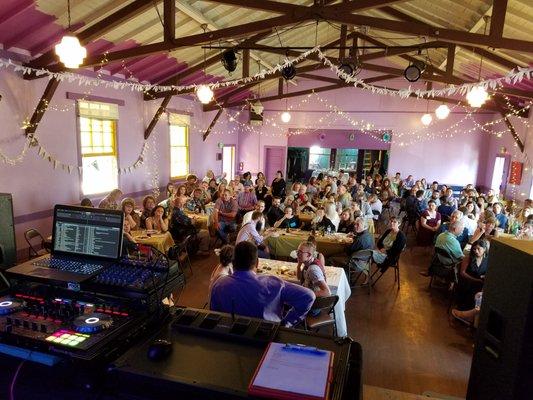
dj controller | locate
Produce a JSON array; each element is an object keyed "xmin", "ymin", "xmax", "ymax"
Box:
[{"xmin": 0, "ymin": 253, "xmax": 185, "ymax": 363}]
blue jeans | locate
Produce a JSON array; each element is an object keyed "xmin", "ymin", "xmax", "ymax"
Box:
[{"xmin": 217, "ymin": 221, "xmax": 237, "ymax": 243}]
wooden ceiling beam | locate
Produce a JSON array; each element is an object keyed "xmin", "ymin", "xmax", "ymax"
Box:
[
  {"xmin": 144, "ymin": 94, "xmax": 172, "ymax": 140},
  {"xmin": 445, "ymin": 44, "xmax": 456, "ymax": 78},
  {"xmin": 382, "ymin": 6, "xmax": 523, "ymax": 71},
  {"xmin": 145, "ymin": 31, "xmax": 273, "ymax": 99},
  {"xmin": 203, "ymin": 108, "xmax": 224, "ymax": 141},
  {"xmin": 28, "ymin": 0, "xmax": 156, "ymax": 68},
  {"xmin": 242, "ymin": 49, "xmax": 250, "ymax": 78},
  {"xmin": 320, "ymin": 11, "xmax": 533, "ymax": 53},
  {"xmin": 25, "ymin": 77, "xmax": 60, "ymax": 135},
  {"xmin": 163, "ymin": 0, "xmax": 176, "ymax": 43},
  {"xmin": 69, "ymin": 14, "xmax": 298, "ymax": 69},
  {"xmin": 490, "ymin": 0, "xmax": 508, "ymax": 38},
  {"xmin": 493, "ymin": 97, "xmax": 525, "ymax": 152},
  {"xmin": 203, "ymin": 0, "xmax": 408, "ymax": 14}
]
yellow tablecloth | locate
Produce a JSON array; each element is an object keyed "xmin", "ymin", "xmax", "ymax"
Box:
[
  {"xmin": 132, "ymin": 231, "xmax": 175, "ymax": 253},
  {"xmin": 186, "ymin": 212, "xmax": 210, "ymax": 230},
  {"xmin": 264, "ymin": 228, "xmax": 352, "ymax": 258}
]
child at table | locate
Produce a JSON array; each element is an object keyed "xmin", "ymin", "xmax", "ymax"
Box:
[
  {"xmin": 146, "ymin": 205, "xmax": 169, "ymax": 233},
  {"xmin": 209, "ymin": 245, "xmax": 234, "ymax": 297}
]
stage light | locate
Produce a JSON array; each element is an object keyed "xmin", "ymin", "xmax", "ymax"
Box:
[
  {"xmin": 466, "ymin": 86, "xmax": 489, "ymax": 108},
  {"xmin": 435, "ymin": 104, "xmax": 450, "ymax": 119},
  {"xmin": 281, "ymin": 111, "xmax": 291, "ymax": 123},
  {"xmin": 338, "ymin": 58, "xmax": 360, "ymax": 77},
  {"xmin": 421, "ymin": 113, "xmax": 432, "ymax": 126},
  {"xmin": 196, "ymin": 85, "xmax": 214, "ymax": 104},
  {"xmin": 281, "ymin": 64, "xmax": 296, "ymax": 80},
  {"xmin": 404, "ymin": 61, "xmax": 426, "ymax": 82},
  {"xmin": 221, "ymin": 49, "xmax": 238, "ymax": 72}
]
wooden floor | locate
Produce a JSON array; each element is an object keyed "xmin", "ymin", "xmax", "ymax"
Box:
[{"xmin": 177, "ymin": 245, "xmax": 473, "ymax": 399}]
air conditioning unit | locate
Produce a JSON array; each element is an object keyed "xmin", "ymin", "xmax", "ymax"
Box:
[{"xmin": 250, "ymin": 101, "xmax": 263, "ymax": 125}]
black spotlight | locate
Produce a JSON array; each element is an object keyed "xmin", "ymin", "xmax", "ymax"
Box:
[
  {"xmin": 338, "ymin": 58, "xmax": 361, "ymax": 77},
  {"xmin": 403, "ymin": 60, "xmax": 426, "ymax": 82},
  {"xmin": 281, "ymin": 64, "xmax": 296, "ymax": 80},
  {"xmin": 221, "ymin": 49, "xmax": 238, "ymax": 73}
]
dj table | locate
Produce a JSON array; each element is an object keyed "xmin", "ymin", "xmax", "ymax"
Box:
[{"xmin": 0, "ymin": 307, "xmax": 362, "ymax": 400}]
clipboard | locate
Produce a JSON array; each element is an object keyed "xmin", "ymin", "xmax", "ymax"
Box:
[{"xmin": 248, "ymin": 342, "xmax": 335, "ymax": 400}]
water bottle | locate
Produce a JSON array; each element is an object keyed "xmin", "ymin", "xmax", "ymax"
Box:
[
  {"xmin": 474, "ymin": 292, "xmax": 483, "ymax": 311},
  {"xmin": 326, "ymin": 226, "xmax": 331, "ymax": 235}
]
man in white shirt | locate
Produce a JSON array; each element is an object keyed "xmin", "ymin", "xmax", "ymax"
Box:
[{"xmin": 242, "ymin": 200, "xmax": 266, "ymax": 229}]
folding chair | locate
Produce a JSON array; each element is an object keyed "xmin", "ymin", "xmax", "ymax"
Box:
[
  {"xmin": 369, "ymin": 247, "xmax": 405, "ymax": 290},
  {"xmin": 24, "ymin": 228, "xmax": 49, "ymax": 259},
  {"xmin": 304, "ymin": 295, "xmax": 339, "ymax": 337},
  {"xmin": 169, "ymin": 235, "xmax": 193, "ymax": 276}
]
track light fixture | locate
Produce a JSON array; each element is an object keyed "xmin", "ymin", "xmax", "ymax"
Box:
[
  {"xmin": 281, "ymin": 64, "xmax": 296, "ymax": 80},
  {"xmin": 404, "ymin": 60, "xmax": 426, "ymax": 82},
  {"xmin": 221, "ymin": 49, "xmax": 238, "ymax": 73}
]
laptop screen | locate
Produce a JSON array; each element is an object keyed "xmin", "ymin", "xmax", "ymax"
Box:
[{"xmin": 52, "ymin": 205, "xmax": 124, "ymax": 261}]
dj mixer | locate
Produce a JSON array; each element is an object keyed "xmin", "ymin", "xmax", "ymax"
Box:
[
  {"xmin": 0, "ymin": 290, "xmax": 151, "ymax": 361},
  {"xmin": 1, "ymin": 252, "xmax": 184, "ymax": 363}
]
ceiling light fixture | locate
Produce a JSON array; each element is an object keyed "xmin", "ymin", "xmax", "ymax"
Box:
[
  {"xmin": 281, "ymin": 64, "xmax": 296, "ymax": 80},
  {"xmin": 404, "ymin": 60, "xmax": 426, "ymax": 82},
  {"xmin": 421, "ymin": 95, "xmax": 432, "ymax": 125},
  {"xmin": 196, "ymin": 24, "xmax": 214, "ymax": 104},
  {"xmin": 281, "ymin": 81, "xmax": 291, "ymax": 123},
  {"xmin": 435, "ymin": 104, "xmax": 450, "ymax": 119},
  {"xmin": 221, "ymin": 49, "xmax": 238, "ymax": 73},
  {"xmin": 421, "ymin": 113, "xmax": 433, "ymax": 126},
  {"xmin": 196, "ymin": 85, "xmax": 214, "ymax": 104},
  {"xmin": 467, "ymin": 16, "xmax": 490, "ymax": 108},
  {"xmin": 338, "ymin": 56, "xmax": 361, "ymax": 77},
  {"xmin": 55, "ymin": 0, "xmax": 86, "ymax": 69}
]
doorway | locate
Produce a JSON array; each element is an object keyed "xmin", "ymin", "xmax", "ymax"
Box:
[
  {"xmin": 222, "ymin": 145, "xmax": 235, "ymax": 179},
  {"xmin": 490, "ymin": 155, "xmax": 510, "ymax": 195}
]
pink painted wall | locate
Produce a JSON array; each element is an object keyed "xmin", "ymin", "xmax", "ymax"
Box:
[
  {"xmin": 237, "ymin": 76, "xmax": 494, "ymax": 186},
  {"xmin": 0, "ymin": 68, "xmax": 239, "ymax": 257}
]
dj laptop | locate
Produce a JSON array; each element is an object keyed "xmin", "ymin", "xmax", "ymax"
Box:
[{"xmin": 7, "ymin": 205, "xmax": 123, "ymax": 284}]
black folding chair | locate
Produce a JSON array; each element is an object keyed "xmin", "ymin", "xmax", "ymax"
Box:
[
  {"xmin": 24, "ymin": 228, "xmax": 49, "ymax": 259},
  {"xmin": 369, "ymin": 247, "xmax": 405, "ymax": 290},
  {"xmin": 304, "ymin": 295, "xmax": 339, "ymax": 337}
]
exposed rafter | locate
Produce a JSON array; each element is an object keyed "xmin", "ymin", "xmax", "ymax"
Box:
[
  {"xmin": 203, "ymin": 108, "xmax": 224, "ymax": 141},
  {"xmin": 144, "ymin": 95, "xmax": 172, "ymax": 140},
  {"xmin": 320, "ymin": 11, "xmax": 533, "ymax": 53},
  {"xmin": 490, "ymin": 0, "xmax": 508, "ymax": 38},
  {"xmin": 25, "ymin": 78, "xmax": 60, "ymax": 135},
  {"xmin": 163, "ymin": 0, "xmax": 176, "ymax": 43}
]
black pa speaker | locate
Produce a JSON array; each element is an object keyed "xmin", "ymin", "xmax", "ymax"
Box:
[
  {"xmin": 467, "ymin": 238, "xmax": 533, "ymax": 400},
  {"xmin": 0, "ymin": 193, "xmax": 16, "ymax": 269}
]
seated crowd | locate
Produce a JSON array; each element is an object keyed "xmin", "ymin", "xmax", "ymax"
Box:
[{"xmin": 88, "ymin": 166, "xmax": 532, "ymax": 331}]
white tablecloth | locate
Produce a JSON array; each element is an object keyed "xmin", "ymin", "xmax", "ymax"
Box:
[{"xmin": 257, "ymin": 258, "xmax": 351, "ymax": 337}]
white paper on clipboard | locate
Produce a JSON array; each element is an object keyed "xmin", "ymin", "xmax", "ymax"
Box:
[{"xmin": 251, "ymin": 342, "xmax": 333, "ymax": 399}]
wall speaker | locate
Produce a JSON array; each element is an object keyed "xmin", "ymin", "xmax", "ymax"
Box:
[
  {"xmin": 467, "ymin": 238, "xmax": 533, "ymax": 400},
  {"xmin": 216, "ymin": 153, "xmax": 222, "ymax": 161},
  {"xmin": 0, "ymin": 193, "xmax": 16, "ymax": 269}
]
